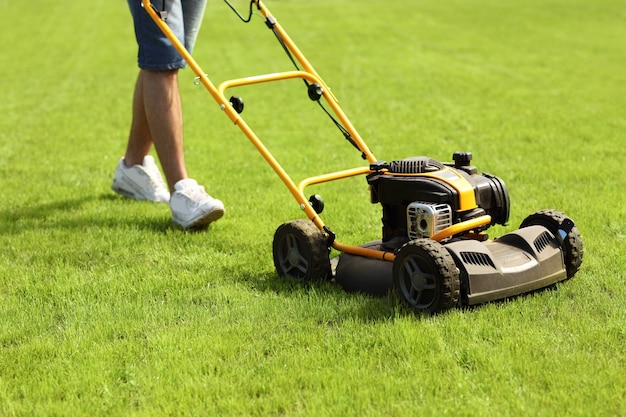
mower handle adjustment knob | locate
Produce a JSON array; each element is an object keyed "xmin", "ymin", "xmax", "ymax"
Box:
[
  {"xmin": 309, "ymin": 194, "xmax": 325, "ymax": 214},
  {"xmin": 229, "ymin": 96, "xmax": 244, "ymax": 114},
  {"xmin": 307, "ymin": 83, "xmax": 323, "ymax": 101}
]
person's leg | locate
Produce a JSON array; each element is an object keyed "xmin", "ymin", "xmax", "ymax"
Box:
[
  {"xmin": 118, "ymin": 0, "xmax": 224, "ymax": 228},
  {"xmin": 112, "ymin": 67, "xmax": 172, "ymax": 203},
  {"xmin": 125, "ymin": 68, "xmax": 188, "ymax": 192},
  {"xmin": 123, "ymin": 71, "xmax": 152, "ymax": 167},
  {"xmin": 181, "ymin": 0, "xmax": 208, "ymax": 52},
  {"xmin": 124, "ymin": 0, "xmax": 188, "ymax": 192}
]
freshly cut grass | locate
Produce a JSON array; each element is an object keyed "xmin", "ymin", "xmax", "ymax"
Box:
[{"xmin": 1, "ymin": 0, "xmax": 625, "ymax": 416}]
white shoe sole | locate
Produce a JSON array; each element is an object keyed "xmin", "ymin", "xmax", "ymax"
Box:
[
  {"xmin": 112, "ymin": 176, "xmax": 148, "ymax": 200},
  {"xmin": 112, "ymin": 174, "xmax": 170, "ymax": 203},
  {"xmin": 172, "ymin": 206, "xmax": 225, "ymax": 230},
  {"xmin": 111, "ymin": 157, "xmax": 170, "ymax": 203}
]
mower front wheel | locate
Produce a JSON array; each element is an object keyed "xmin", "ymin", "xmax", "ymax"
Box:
[
  {"xmin": 272, "ymin": 219, "xmax": 331, "ymax": 282},
  {"xmin": 393, "ymin": 239, "xmax": 460, "ymax": 314},
  {"xmin": 520, "ymin": 209, "xmax": 583, "ymax": 279}
]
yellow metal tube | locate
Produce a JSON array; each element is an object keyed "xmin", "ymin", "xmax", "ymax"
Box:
[
  {"xmin": 298, "ymin": 166, "xmax": 372, "ymax": 194},
  {"xmin": 332, "ymin": 242, "xmax": 396, "ymax": 262},
  {"xmin": 251, "ymin": 1, "xmax": 377, "ymax": 164},
  {"xmin": 217, "ymin": 71, "xmax": 324, "ymax": 95},
  {"xmin": 430, "ymin": 215, "xmax": 492, "ymax": 242},
  {"xmin": 140, "ymin": 0, "xmax": 326, "ymax": 228}
]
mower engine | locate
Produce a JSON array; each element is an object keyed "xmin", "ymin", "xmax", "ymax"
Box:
[
  {"xmin": 334, "ymin": 150, "xmax": 582, "ymax": 311},
  {"xmin": 367, "ymin": 152, "xmax": 510, "ymax": 250}
]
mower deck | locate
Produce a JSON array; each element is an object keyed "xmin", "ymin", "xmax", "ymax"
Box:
[
  {"xmin": 336, "ymin": 224, "xmax": 569, "ymax": 307},
  {"xmin": 445, "ymin": 225, "xmax": 566, "ymax": 305}
]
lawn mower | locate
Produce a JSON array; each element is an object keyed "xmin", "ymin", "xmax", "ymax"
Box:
[{"xmin": 141, "ymin": 0, "xmax": 583, "ymax": 313}]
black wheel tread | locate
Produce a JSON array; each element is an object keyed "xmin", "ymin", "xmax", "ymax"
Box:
[
  {"xmin": 520, "ymin": 209, "xmax": 583, "ymax": 278},
  {"xmin": 272, "ymin": 219, "xmax": 330, "ymax": 282},
  {"xmin": 393, "ymin": 239, "xmax": 460, "ymax": 314}
]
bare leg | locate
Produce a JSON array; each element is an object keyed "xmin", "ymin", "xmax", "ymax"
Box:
[{"xmin": 124, "ymin": 69, "xmax": 188, "ymax": 192}]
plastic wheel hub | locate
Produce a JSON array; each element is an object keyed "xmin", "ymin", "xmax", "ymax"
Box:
[
  {"xmin": 286, "ymin": 238, "xmax": 304, "ymax": 266},
  {"xmin": 408, "ymin": 262, "xmax": 435, "ymax": 293},
  {"xmin": 400, "ymin": 258, "xmax": 436, "ymax": 304}
]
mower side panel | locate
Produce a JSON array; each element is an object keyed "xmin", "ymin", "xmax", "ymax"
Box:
[{"xmin": 444, "ymin": 226, "xmax": 567, "ymax": 305}]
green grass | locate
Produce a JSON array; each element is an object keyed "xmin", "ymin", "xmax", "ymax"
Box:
[{"xmin": 1, "ymin": 0, "xmax": 625, "ymax": 415}]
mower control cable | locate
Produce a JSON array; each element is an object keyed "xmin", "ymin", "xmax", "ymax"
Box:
[
  {"xmin": 223, "ymin": 0, "xmax": 258, "ymax": 22},
  {"xmin": 222, "ymin": 0, "xmax": 366, "ymax": 159}
]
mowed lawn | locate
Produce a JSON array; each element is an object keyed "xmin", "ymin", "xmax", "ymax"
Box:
[{"xmin": 0, "ymin": 0, "xmax": 624, "ymax": 416}]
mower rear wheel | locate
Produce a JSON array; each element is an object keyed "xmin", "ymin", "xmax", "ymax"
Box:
[
  {"xmin": 393, "ymin": 239, "xmax": 460, "ymax": 314},
  {"xmin": 520, "ymin": 209, "xmax": 583, "ymax": 279},
  {"xmin": 272, "ymin": 219, "xmax": 331, "ymax": 282}
]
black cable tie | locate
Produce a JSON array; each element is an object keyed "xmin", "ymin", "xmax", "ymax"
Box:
[
  {"xmin": 265, "ymin": 16, "xmax": 276, "ymax": 29},
  {"xmin": 323, "ymin": 226, "xmax": 336, "ymax": 246},
  {"xmin": 160, "ymin": 0, "xmax": 168, "ymax": 20}
]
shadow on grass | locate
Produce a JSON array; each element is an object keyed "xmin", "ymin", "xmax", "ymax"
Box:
[
  {"xmin": 0, "ymin": 194, "xmax": 173, "ymax": 234},
  {"xmin": 239, "ymin": 268, "xmax": 567, "ymax": 322},
  {"xmin": 238, "ymin": 270, "xmax": 426, "ymax": 323},
  {"xmin": 461, "ymin": 282, "xmax": 563, "ymax": 311}
]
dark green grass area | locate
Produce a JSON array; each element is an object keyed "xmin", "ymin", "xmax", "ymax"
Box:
[{"xmin": 0, "ymin": 0, "xmax": 624, "ymax": 416}]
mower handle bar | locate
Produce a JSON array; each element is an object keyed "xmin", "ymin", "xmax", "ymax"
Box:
[{"xmin": 139, "ymin": 0, "xmax": 486, "ymax": 259}]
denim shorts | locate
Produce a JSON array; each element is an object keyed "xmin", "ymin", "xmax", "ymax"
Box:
[{"xmin": 128, "ymin": 0, "xmax": 207, "ymax": 70}]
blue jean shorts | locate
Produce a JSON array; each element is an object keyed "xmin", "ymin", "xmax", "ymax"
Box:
[{"xmin": 128, "ymin": 0, "xmax": 207, "ymax": 70}]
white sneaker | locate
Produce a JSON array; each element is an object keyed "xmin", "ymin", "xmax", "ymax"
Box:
[
  {"xmin": 170, "ymin": 178, "xmax": 225, "ymax": 229},
  {"xmin": 111, "ymin": 156, "xmax": 170, "ymax": 203}
]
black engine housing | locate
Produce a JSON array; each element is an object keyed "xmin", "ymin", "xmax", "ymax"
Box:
[{"xmin": 367, "ymin": 153, "xmax": 510, "ymax": 250}]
